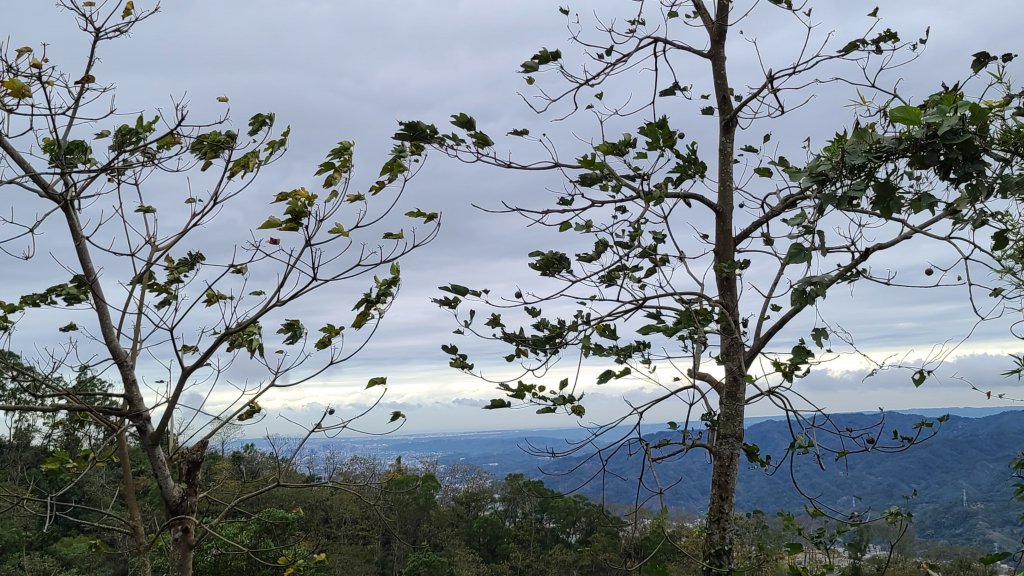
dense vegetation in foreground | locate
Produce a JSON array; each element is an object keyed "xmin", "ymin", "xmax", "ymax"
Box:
[
  {"xmin": 251, "ymin": 411, "xmax": 1024, "ymax": 552},
  {"xmin": 0, "ymin": 432, "xmax": 1016, "ymax": 576}
]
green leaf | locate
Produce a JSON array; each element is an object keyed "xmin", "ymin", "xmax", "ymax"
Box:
[
  {"xmin": 189, "ymin": 130, "xmax": 237, "ymax": 170},
  {"xmin": 889, "ymin": 105, "xmax": 922, "ymax": 126},
  {"xmin": 742, "ymin": 442, "xmax": 767, "ymax": 467},
  {"xmin": 258, "ymin": 216, "xmax": 283, "ymax": 230},
  {"xmin": 528, "ymin": 250, "xmax": 572, "ymax": 277},
  {"xmin": 838, "ymin": 38, "xmax": 866, "ymax": 55},
  {"xmin": 315, "ymin": 323, "xmax": 343, "ymax": 350},
  {"xmin": 134, "ymin": 204, "xmax": 156, "ymax": 214},
  {"xmin": 484, "ymin": 399, "xmax": 512, "ymax": 410},
  {"xmin": 470, "ymin": 131, "xmax": 494, "ymax": 149},
  {"xmin": 404, "ymin": 208, "xmax": 439, "ymax": 223},
  {"xmin": 389, "ymin": 410, "xmax": 405, "ymax": 423},
  {"xmin": 277, "ymin": 319, "xmax": 306, "ymax": 345},
  {"xmin": 911, "ymin": 369, "xmax": 928, "ymax": 387},
  {"xmin": 440, "ymin": 284, "xmax": 471, "ymax": 297},
  {"xmin": 700, "ymin": 106, "xmax": 715, "ymax": 116},
  {"xmin": 871, "ymin": 179, "xmax": 901, "ymax": 218},
  {"xmin": 237, "ymin": 401, "xmax": 262, "ymax": 421},
  {"xmin": 450, "ymin": 112, "xmax": 477, "ymax": 132},
  {"xmin": 978, "ymin": 552, "xmax": 1011, "ymax": 566},
  {"xmin": 992, "ymin": 229, "xmax": 1009, "ymax": 252},
  {"xmin": 782, "ymin": 211, "xmax": 807, "ymax": 227},
  {"xmin": 783, "ymin": 243, "xmax": 812, "ymax": 266},
  {"xmin": 394, "ymin": 121, "xmax": 441, "ymax": 145},
  {"xmin": 202, "ymin": 289, "xmax": 231, "ymax": 307},
  {"xmin": 228, "ymin": 149, "xmax": 261, "ymax": 179},
  {"xmin": 2, "ymin": 77, "xmax": 32, "ymax": 100},
  {"xmin": 247, "ymin": 112, "xmax": 276, "ymax": 137},
  {"xmin": 753, "ymin": 167, "xmax": 773, "ymax": 178},
  {"xmin": 156, "ymin": 132, "xmax": 181, "ymax": 151},
  {"xmin": 784, "ymin": 542, "xmax": 804, "ymax": 555},
  {"xmin": 225, "ymin": 322, "xmax": 264, "ymax": 359},
  {"xmin": 971, "ymin": 51, "xmax": 997, "ymax": 74},
  {"xmin": 366, "ymin": 376, "xmax": 388, "ymax": 389},
  {"xmin": 658, "ymin": 81, "xmax": 685, "ymax": 97}
]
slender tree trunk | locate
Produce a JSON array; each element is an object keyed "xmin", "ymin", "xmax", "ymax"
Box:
[
  {"xmin": 61, "ymin": 203, "xmax": 202, "ymax": 575},
  {"xmin": 167, "ymin": 439, "xmax": 207, "ymax": 576},
  {"xmin": 704, "ymin": 376, "xmax": 745, "ymax": 576},
  {"xmin": 705, "ymin": 2, "xmax": 745, "ymax": 574},
  {"xmin": 117, "ymin": 429, "xmax": 152, "ymax": 576}
]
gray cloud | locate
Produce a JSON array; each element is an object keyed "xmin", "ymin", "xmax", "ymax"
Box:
[{"xmin": 3, "ymin": 1, "xmax": 1023, "ymax": 434}]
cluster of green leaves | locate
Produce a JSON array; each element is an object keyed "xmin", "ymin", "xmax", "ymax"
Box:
[
  {"xmin": 225, "ymin": 322, "xmax": 264, "ymax": 359},
  {"xmin": 188, "ymin": 112, "xmax": 290, "ymax": 180},
  {"xmin": 39, "ymin": 447, "xmax": 117, "ymax": 477},
  {"xmin": 393, "ymin": 116, "xmax": 496, "ymax": 153},
  {"xmin": 352, "ymin": 262, "xmax": 401, "ymax": 330},
  {"xmin": 799, "ymin": 88, "xmax": 1018, "ymax": 222},
  {"xmin": 190, "ymin": 130, "xmax": 238, "ymax": 171},
  {"xmin": 132, "ymin": 251, "xmax": 207, "ymax": 311},
  {"xmin": 0, "ymin": 46, "xmax": 45, "ymax": 104},
  {"xmin": 235, "ymin": 401, "xmax": 262, "ymax": 422},
  {"xmin": 0, "ymin": 275, "xmax": 90, "ymax": 332},
  {"xmin": 837, "ymin": 27, "xmax": 906, "ymax": 56},
  {"xmin": 258, "ymin": 187, "xmax": 321, "ymax": 232},
  {"xmin": 41, "ymin": 136, "xmax": 96, "ymax": 169}
]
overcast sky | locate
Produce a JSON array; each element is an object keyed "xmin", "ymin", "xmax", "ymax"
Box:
[{"xmin": 3, "ymin": 1, "xmax": 1024, "ymax": 435}]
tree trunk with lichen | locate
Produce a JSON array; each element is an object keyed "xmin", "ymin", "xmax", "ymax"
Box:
[
  {"xmin": 166, "ymin": 439, "xmax": 207, "ymax": 576},
  {"xmin": 704, "ymin": 2, "xmax": 746, "ymax": 574}
]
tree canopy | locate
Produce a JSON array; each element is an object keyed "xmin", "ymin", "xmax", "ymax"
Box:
[
  {"xmin": 0, "ymin": 2, "xmax": 439, "ymax": 574},
  {"xmin": 405, "ymin": 3, "xmax": 1024, "ymax": 575}
]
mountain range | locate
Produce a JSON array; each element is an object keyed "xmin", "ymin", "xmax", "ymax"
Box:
[{"xmin": 244, "ymin": 407, "xmax": 1024, "ymax": 551}]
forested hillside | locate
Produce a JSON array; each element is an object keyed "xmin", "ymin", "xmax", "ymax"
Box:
[
  {"xmin": 0, "ymin": 428, "xmax": 1016, "ymax": 575},
  {"xmin": 239, "ymin": 411, "xmax": 1024, "ymax": 552}
]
